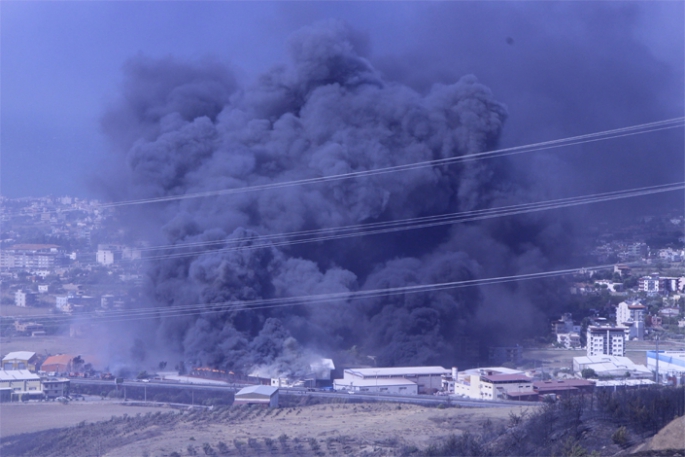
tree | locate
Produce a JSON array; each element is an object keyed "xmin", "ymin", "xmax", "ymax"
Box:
[{"xmin": 581, "ymin": 368, "xmax": 597, "ymax": 379}]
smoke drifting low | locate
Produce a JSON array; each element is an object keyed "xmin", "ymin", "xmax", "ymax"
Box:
[{"xmin": 102, "ymin": 20, "xmax": 574, "ymax": 375}]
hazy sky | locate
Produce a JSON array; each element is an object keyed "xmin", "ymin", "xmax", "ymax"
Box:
[{"xmin": 1, "ymin": 1, "xmax": 683, "ymax": 199}]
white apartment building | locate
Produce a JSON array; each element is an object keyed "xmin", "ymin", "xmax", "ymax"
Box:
[
  {"xmin": 14, "ymin": 290, "xmax": 36, "ymax": 307},
  {"xmin": 0, "ymin": 244, "xmax": 59, "ymax": 270},
  {"xmin": 587, "ymin": 326, "xmax": 625, "ymax": 357},
  {"xmin": 96, "ymin": 248, "xmax": 114, "ymax": 266},
  {"xmin": 616, "ymin": 300, "xmax": 645, "ymax": 341}
]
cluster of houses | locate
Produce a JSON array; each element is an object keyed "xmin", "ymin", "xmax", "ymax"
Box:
[
  {"xmin": 553, "ymin": 297, "xmax": 683, "ymax": 353},
  {"xmin": 548, "ymin": 299, "xmax": 685, "ymax": 386}
]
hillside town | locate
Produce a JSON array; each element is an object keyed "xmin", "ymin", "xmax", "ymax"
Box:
[{"xmin": 1, "ymin": 197, "xmax": 684, "ymax": 405}]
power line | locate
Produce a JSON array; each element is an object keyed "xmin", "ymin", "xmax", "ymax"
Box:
[
  {"xmin": 3, "ymin": 263, "xmax": 620, "ymax": 324},
  {"xmin": 99, "ymin": 117, "xmax": 684, "ymax": 208},
  {"xmin": 3, "ymin": 117, "xmax": 682, "ymax": 219},
  {"xmin": 137, "ymin": 182, "xmax": 684, "ymax": 261}
]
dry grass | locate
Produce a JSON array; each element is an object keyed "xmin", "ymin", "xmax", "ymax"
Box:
[
  {"xmin": 0, "ymin": 335, "xmax": 94, "ymax": 360},
  {"xmin": 0, "ymin": 400, "xmax": 526, "ymax": 457},
  {"xmin": 0, "ymin": 400, "xmax": 170, "ymax": 438},
  {"xmin": 0, "ymin": 305, "xmax": 52, "ymax": 317}
]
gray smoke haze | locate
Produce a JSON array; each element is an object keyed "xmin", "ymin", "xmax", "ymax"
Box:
[{"xmin": 100, "ymin": 19, "xmax": 614, "ymax": 374}]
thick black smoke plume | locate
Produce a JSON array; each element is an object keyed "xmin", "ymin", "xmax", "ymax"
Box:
[{"xmin": 102, "ymin": 20, "xmax": 573, "ymax": 375}]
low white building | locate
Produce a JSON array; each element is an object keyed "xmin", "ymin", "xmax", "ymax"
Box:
[
  {"xmin": 234, "ymin": 385, "xmax": 279, "ymax": 408},
  {"xmin": 96, "ymin": 245, "xmax": 115, "ymax": 265},
  {"xmin": 333, "ymin": 377, "xmax": 418, "ymax": 395},
  {"xmin": 334, "ymin": 366, "xmax": 448, "ymax": 394},
  {"xmin": 0, "ymin": 370, "xmax": 42, "ymax": 399},
  {"xmin": 647, "ymin": 351, "xmax": 685, "ymax": 385},
  {"xmin": 594, "ymin": 379, "xmax": 655, "ymax": 389},
  {"xmin": 2, "ymin": 352, "xmax": 38, "ymax": 371},
  {"xmin": 573, "ymin": 355, "xmax": 652, "ymax": 378},
  {"xmin": 557, "ymin": 332, "xmax": 581, "ymax": 349},
  {"xmin": 14, "ymin": 290, "xmax": 36, "ymax": 307},
  {"xmin": 659, "ymin": 307, "xmax": 680, "ymax": 318},
  {"xmin": 442, "ymin": 366, "xmax": 526, "ymax": 400}
]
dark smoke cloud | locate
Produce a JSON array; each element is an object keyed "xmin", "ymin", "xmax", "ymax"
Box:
[{"xmin": 101, "ymin": 19, "xmax": 593, "ymax": 374}]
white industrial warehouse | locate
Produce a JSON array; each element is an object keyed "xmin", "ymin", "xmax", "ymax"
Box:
[
  {"xmin": 334, "ymin": 366, "xmax": 448, "ymax": 394},
  {"xmin": 573, "ymin": 355, "xmax": 652, "ymax": 378},
  {"xmin": 647, "ymin": 351, "xmax": 685, "ymax": 384}
]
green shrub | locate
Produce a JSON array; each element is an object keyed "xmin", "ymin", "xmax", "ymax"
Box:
[
  {"xmin": 216, "ymin": 441, "xmax": 229, "ymax": 454},
  {"xmin": 612, "ymin": 426, "xmax": 629, "ymax": 447}
]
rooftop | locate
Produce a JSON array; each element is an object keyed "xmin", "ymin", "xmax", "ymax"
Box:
[
  {"xmin": 41, "ymin": 354, "xmax": 74, "ymax": 367},
  {"xmin": 0, "ymin": 370, "xmax": 40, "ymax": 381},
  {"xmin": 345, "ymin": 366, "xmax": 449, "ymax": 377},
  {"xmin": 594, "ymin": 379, "xmax": 655, "ymax": 387},
  {"xmin": 7, "ymin": 244, "xmax": 60, "ymax": 251},
  {"xmin": 533, "ymin": 379, "xmax": 594, "ymax": 389},
  {"xmin": 588, "ymin": 326, "xmax": 625, "ymax": 332},
  {"xmin": 2, "ymin": 351, "xmax": 36, "ymax": 362},
  {"xmin": 335, "ymin": 378, "xmax": 417, "ymax": 387},
  {"xmin": 481, "ymin": 374, "xmax": 532, "ymax": 383},
  {"xmin": 236, "ymin": 385, "xmax": 278, "ymax": 397}
]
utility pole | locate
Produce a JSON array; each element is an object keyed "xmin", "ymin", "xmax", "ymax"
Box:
[{"xmin": 655, "ymin": 333, "xmax": 660, "ymax": 384}]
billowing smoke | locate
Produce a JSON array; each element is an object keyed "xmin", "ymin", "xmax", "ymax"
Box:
[{"xmin": 101, "ymin": 20, "xmax": 573, "ymax": 375}]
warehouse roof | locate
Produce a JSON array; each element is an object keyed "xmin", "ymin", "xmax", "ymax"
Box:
[
  {"xmin": 594, "ymin": 379, "xmax": 655, "ymax": 387},
  {"xmin": 236, "ymin": 385, "xmax": 278, "ymax": 397},
  {"xmin": 335, "ymin": 378, "xmax": 417, "ymax": 387},
  {"xmin": 0, "ymin": 370, "xmax": 40, "ymax": 381},
  {"xmin": 2, "ymin": 351, "xmax": 36, "ymax": 362},
  {"xmin": 533, "ymin": 379, "xmax": 594, "ymax": 389},
  {"xmin": 574, "ymin": 355, "xmax": 651, "ymax": 376},
  {"xmin": 481, "ymin": 374, "xmax": 532, "ymax": 383},
  {"xmin": 345, "ymin": 366, "xmax": 449, "ymax": 377}
]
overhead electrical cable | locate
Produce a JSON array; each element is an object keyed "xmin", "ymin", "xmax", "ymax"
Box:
[
  {"xmin": 3, "ymin": 117, "xmax": 682, "ymax": 219},
  {"xmin": 3, "ymin": 263, "xmax": 622, "ymax": 324},
  {"xmin": 21, "ymin": 181, "xmax": 682, "ymax": 262},
  {"xmin": 97, "ymin": 117, "xmax": 685, "ymax": 208},
  {"xmin": 137, "ymin": 181, "xmax": 684, "ymax": 261}
]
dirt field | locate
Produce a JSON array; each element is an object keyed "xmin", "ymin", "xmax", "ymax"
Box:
[
  {"xmin": 522, "ymin": 347, "xmax": 585, "ymax": 370},
  {"xmin": 0, "ymin": 305, "xmax": 53, "ymax": 317},
  {"xmin": 636, "ymin": 416, "xmax": 685, "ymax": 452},
  {"xmin": 0, "ymin": 400, "xmax": 170, "ymax": 438},
  {"xmin": 104, "ymin": 402, "xmax": 526, "ymax": 457},
  {"xmin": 0, "ymin": 399, "xmax": 527, "ymax": 457},
  {"xmin": 0, "ymin": 335, "xmax": 94, "ymax": 360}
]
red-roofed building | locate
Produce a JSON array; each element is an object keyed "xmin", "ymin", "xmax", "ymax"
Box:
[
  {"xmin": 533, "ymin": 379, "xmax": 595, "ymax": 398},
  {"xmin": 41, "ymin": 355, "xmax": 75, "ymax": 373}
]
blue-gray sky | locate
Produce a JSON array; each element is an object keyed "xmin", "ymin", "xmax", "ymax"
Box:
[{"xmin": 1, "ymin": 1, "xmax": 683, "ymax": 199}]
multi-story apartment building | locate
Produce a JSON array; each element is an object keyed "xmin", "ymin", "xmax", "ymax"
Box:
[
  {"xmin": 0, "ymin": 244, "xmax": 59, "ymax": 270},
  {"xmin": 616, "ymin": 300, "xmax": 645, "ymax": 341},
  {"xmin": 638, "ymin": 275, "xmax": 660, "ymax": 295},
  {"xmin": 587, "ymin": 326, "xmax": 625, "ymax": 357},
  {"xmin": 14, "ymin": 290, "xmax": 36, "ymax": 307}
]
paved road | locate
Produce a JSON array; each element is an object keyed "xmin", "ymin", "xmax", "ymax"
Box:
[{"xmin": 70, "ymin": 378, "xmax": 521, "ymax": 408}]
